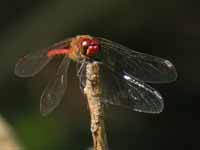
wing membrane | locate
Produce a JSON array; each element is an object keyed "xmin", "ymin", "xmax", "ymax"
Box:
[
  {"xmin": 97, "ymin": 37, "xmax": 177, "ymax": 83},
  {"xmin": 100, "ymin": 65, "xmax": 164, "ymax": 113},
  {"xmin": 76, "ymin": 61, "xmax": 88, "ymax": 91},
  {"xmin": 40, "ymin": 56, "xmax": 71, "ymax": 116},
  {"xmin": 76, "ymin": 61, "xmax": 164, "ymax": 113},
  {"xmin": 15, "ymin": 38, "xmax": 71, "ymax": 77}
]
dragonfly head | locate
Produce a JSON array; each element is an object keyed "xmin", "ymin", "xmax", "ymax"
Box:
[{"xmin": 80, "ymin": 38, "xmax": 100, "ymax": 57}]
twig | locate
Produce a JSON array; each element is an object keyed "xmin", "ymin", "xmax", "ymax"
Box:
[{"xmin": 84, "ymin": 62, "xmax": 108, "ymax": 150}]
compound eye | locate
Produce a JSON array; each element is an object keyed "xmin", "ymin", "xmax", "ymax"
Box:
[
  {"xmin": 86, "ymin": 45, "xmax": 100, "ymax": 57},
  {"xmin": 82, "ymin": 40, "xmax": 89, "ymax": 47},
  {"xmin": 81, "ymin": 40, "xmax": 90, "ymax": 54}
]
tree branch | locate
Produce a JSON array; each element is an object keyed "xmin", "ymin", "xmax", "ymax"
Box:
[{"xmin": 84, "ymin": 62, "xmax": 108, "ymax": 150}]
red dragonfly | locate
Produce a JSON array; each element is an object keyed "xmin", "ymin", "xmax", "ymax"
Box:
[{"xmin": 15, "ymin": 35, "xmax": 177, "ymax": 116}]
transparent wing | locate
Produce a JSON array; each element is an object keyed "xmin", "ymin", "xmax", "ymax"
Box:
[
  {"xmin": 40, "ymin": 56, "xmax": 71, "ymax": 116},
  {"xmin": 76, "ymin": 61, "xmax": 163, "ymax": 113},
  {"xmin": 97, "ymin": 37, "xmax": 177, "ymax": 83},
  {"xmin": 76, "ymin": 60, "xmax": 87, "ymax": 91},
  {"xmin": 100, "ymin": 65, "xmax": 164, "ymax": 113},
  {"xmin": 15, "ymin": 38, "xmax": 72, "ymax": 77}
]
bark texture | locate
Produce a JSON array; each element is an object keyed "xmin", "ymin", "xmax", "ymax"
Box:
[{"xmin": 84, "ymin": 62, "xmax": 108, "ymax": 150}]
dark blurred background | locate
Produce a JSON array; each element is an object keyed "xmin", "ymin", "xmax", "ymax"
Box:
[{"xmin": 0, "ymin": 0, "xmax": 199, "ymax": 149}]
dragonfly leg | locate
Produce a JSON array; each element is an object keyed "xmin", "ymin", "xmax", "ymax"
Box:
[
  {"xmin": 76, "ymin": 62, "xmax": 85, "ymax": 77},
  {"xmin": 76, "ymin": 59, "xmax": 88, "ymax": 76}
]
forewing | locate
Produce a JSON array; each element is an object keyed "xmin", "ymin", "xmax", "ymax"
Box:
[
  {"xmin": 97, "ymin": 37, "xmax": 177, "ymax": 83},
  {"xmin": 15, "ymin": 38, "xmax": 71, "ymax": 77},
  {"xmin": 100, "ymin": 65, "xmax": 164, "ymax": 113},
  {"xmin": 40, "ymin": 56, "xmax": 71, "ymax": 116}
]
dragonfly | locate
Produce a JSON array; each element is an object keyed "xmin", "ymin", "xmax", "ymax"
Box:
[{"xmin": 15, "ymin": 35, "xmax": 177, "ymax": 116}]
